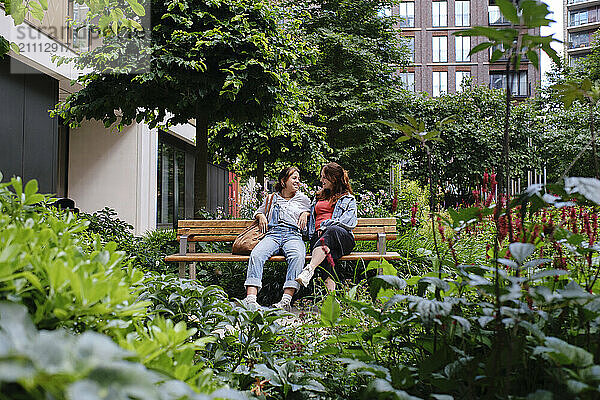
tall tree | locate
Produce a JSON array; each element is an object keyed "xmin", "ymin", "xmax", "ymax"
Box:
[
  {"xmin": 54, "ymin": 0, "xmax": 311, "ymax": 213},
  {"xmin": 286, "ymin": 0, "xmax": 409, "ymax": 191},
  {"xmin": 454, "ymin": 0, "xmax": 559, "ymax": 194},
  {"xmin": 1, "ymin": 0, "xmax": 145, "ymax": 56}
]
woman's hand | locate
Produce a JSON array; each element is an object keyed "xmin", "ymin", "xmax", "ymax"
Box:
[
  {"xmin": 298, "ymin": 211, "xmax": 310, "ymax": 230},
  {"xmin": 257, "ymin": 213, "xmax": 268, "ymax": 233}
]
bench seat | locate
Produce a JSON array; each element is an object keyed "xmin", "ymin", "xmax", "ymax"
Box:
[
  {"xmin": 165, "ymin": 251, "xmax": 401, "ymax": 263},
  {"xmin": 166, "ymin": 217, "xmax": 400, "ymax": 280}
]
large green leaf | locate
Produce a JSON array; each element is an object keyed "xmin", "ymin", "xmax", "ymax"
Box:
[
  {"xmin": 320, "ymin": 294, "xmax": 340, "ymax": 326},
  {"xmin": 496, "ymin": 0, "xmax": 519, "ymax": 25},
  {"xmin": 535, "ymin": 337, "xmax": 594, "ymax": 367}
]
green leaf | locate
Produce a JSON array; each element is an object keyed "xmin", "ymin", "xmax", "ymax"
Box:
[
  {"xmin": 509, "ymin": 242, "xmax": 536, "ymax": 264},
  {"xmin": 526, "ymin": 390, "xmax": 553, "ymax": 400},
  {"xmin": 496, "ymin": 0, "xmax": 519, "ymax": 24},
  {"xmin": 29, "ymin": 1, "xmax": 45, "ymax": 21},
  {"xmin": 125, "ymin": 0, "xmax": 146, "ymax": 16},
  {"xmin": 320, "ymin": 294, "xmax": 340, "ymax": 326},
  {"xmin": 537, "ymin": 337, "xmax": 594, "ymax": 367},
  {"xmin": 490, "ymin": 49, "xmax": 505, "ymax": 63},
  {"xmin": 564, "ymin": 177, "xmax": 600, "ymax": 205},
  {"xmin": 530, "ymin": 269, "xmax": 568, "ymax": 281},
  {"xmin": 526, "ymin": 50, "xmax": 539, "ymax": 69},
  {"xmin": 9, "ymin": 42, "xmax": 20, "ymax": 54},
  {"xmin": 418, "ymin": 277, "xmax": 450, "ymax": 292}
]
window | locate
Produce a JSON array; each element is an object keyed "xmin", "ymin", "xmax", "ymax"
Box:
[
  {"xmin": 399, "ymin": 2, "xmax": 415, "ymax": 27},
  {"xmin": 157, "ymin": 138, "xmax": 186, "ymax": 226},
  {"xmin": 489, "ymin": 71, "xmax": 528, "ymax": 97},
  {"xmin": 570, "ymin": 8, "xmax": 600, "ymax": 26},
  {"xmin": 456, "ymin": 71, "xmax": 470, "ymax": 91},
  {"xmin": 432, "ymin": 1, "xmax": 448, "ymax": 27},
  {"xmin": 72, "ymin": 3, "xmax": 90, "ymax": 51},
  {"xmin": 406, "ymin": 36, "xmax": 415, "ymax": 62},
  {"xmin": 570, "ymin": 10, "xmax": 588, "ymax": 26},
  {"xmin": 433, "ymin": 36, "xmax": 448, "ymax": 62},
  {"xmin": 488, "ymin": 5, "xmax": 510, "ymax": 25},
  {"xmin": 433, "ymin": 71, "xmax": 448, "ymax": 97},
  {"xmin": 455, "ymin": 1, "xmax": 470, "ymax": 26},
  {"xmin": 455, "ymin": 36, "xmax": 470, "ymax": 62},
  {"xmin": 569, "ymin": 32, "xmax": 592, "ymax": 49},
  {"xmin": 400, "ymin": 72, "xmax": 415, "ymax": 92}
]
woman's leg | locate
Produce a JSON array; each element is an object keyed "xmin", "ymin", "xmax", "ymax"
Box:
[
  {"xmin": 244, "ymin": 234, "xmax": 279, "ymax": 303},
  {"xmin": 324, "ymin": 277, "xmax": 336, "ymax": 292},
  {"xmin": 296, "ymin": 239, "xmax": 329, "ymax": 287},
  {"xmin": 273, "ymin": 235, "xmax": 306, "ymax": 309},
  {"xmin": 297, "ymin": 226, "xmax": 354, "ymax": 288}
]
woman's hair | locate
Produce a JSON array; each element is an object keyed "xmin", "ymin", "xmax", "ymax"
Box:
[
  {"xmin": 316, "ymin": 162, "xmax": 353, "ymax": 204},
  {"xmin": 274, "ymin": 166, "xmax": 300, "ymax": 193}
]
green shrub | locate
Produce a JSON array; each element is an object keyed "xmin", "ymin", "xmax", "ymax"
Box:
[
  {"xmin": 0, "ymin": 177, "xmax": 148, "ymax": 332},
  {"xmin": 132, "ymin": 229, "xmax": 179, "ymax": 273},
  {"xmin": 0, "ymin": 302, "xmax": 241, "ymax": 400}
]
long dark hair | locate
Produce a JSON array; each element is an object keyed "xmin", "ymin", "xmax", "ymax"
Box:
[
  {"xmin": 274, "ymin": 166, "xmax": 299, "ymax": 193},
  {"xmin": 316, "ymin": 162, "xmax": 353, "ymax": 205}
]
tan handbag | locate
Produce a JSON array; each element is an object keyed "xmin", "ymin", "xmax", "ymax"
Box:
[{"xmin": 232, "ymin": 194, "xmax": 275, "ymax": 255}]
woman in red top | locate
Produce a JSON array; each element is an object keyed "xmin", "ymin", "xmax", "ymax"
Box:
[{"xmin": 296, "ymin": 162, "xmax": 358, "ymax": 291}]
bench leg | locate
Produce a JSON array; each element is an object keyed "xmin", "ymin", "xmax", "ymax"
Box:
[
  {"xmin": 189, "ymin": 262, "xmax": 196, "ymax": 280},
  {"xmin": 178, "ymin": 262, "xmax": 186, "ymax": 279},
  {"xmin": 377, "ymin": 233, "xmax": 387, "ymax": 275}
]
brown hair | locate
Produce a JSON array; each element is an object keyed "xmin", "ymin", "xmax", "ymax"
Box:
[
  {"xmin": 316, "ymin": 162, "xmax": 353, "ymax": 205},
  {"xmin": 274, "ymin": 166, "xmax": 299, "ymax": 193}
]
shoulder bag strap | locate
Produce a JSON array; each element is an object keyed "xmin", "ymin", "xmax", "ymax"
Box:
[{"xmin": 265, "ymin": 193, "xmax": 275, "ymax": 221}]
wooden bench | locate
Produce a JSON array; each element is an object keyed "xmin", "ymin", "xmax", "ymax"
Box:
[{"xmin": 165, "ymin": 218, "xmax": 401, "ymax": 279}]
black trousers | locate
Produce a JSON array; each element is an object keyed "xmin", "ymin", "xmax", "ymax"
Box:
[{"xmin": 309, "ymin": 225, "xmax": 355, "ymax": 279}]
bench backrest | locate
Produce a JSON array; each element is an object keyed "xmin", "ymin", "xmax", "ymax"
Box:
[{"xmin": 177, "ymin": 218, "xmax": 397, "ymax": 242}]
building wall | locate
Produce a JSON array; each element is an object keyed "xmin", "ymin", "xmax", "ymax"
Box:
[
  {"xmin": 564, "ymin": 0, "xmax": 600, "ymax": 64},
  {"xmin": 0, "ymin": 57, "xmax": 60, "ymax": 194},
  {"xmin": 397, "ymin": 0, "xmax": 541, "ymax": 96},
  {"xmin": 68, "ymin": 120, "xmax": 158, "ymax": 235}
]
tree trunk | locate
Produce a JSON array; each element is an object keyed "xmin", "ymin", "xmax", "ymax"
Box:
[
  {"xmin": 591, "ymin": 104, "xmax": 599, "ymax": 179},
  {"xmin": 194, "ymin": 113, "xmax": 209, "ymax": 216},
  {"xmin": 256, "ymin": 153, "xmax": 265, "ymax": 193}
]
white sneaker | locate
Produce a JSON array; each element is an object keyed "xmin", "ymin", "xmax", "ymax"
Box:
[
  {"xmin": 271, "ymin": 300, "xmax": 292, "ymax": 312},
  {"xmin": 295, "ymin": 266, "xmax": 315, "ymax": 287},
  {"xmin": 242, "ymin": 297, "xmax": 259, "ymax": 309}
]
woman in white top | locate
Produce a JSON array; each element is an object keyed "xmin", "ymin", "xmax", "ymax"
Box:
[{"xmin": 243, "ymin": 166, "xmax": 311, "ymax": 310}]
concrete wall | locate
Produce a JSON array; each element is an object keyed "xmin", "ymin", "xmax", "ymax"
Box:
[{"xmin": 68, "ymin": 120, "xmax": 158, "ymax": 235}]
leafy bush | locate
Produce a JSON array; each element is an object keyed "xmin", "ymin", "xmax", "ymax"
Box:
[
  {"xmin": 0, "ymin": 173, "xmax": 246, "ymax": 398},
  {"xmin": 276, "ymin": 179, "xmax": 600, "ymax": 399},
  {"xmin": 79, "ymin": 208, "xmax": 179, "ymax": 274},
  {"xmin": 132, "ymin": 229, "xmax": 179, "ymax": 273},
  {"xmin": 0, "ymin": 177, "xmax": 148, "ymax": 332},
  {"xmin": 0, "ymin": 302, "xmax": 241, "ymax": 400}
]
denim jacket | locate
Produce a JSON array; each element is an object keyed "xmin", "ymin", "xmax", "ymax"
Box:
[{"xmin": 306, "ymin": 193, "xmax": 358, "ymax": 238}]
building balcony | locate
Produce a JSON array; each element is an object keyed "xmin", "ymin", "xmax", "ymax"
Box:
[
  {"xmin": 567, "ymin": 43, "xmax": 593, "ymax": 55},
  {"xmin": 567, "ymin": 0, "xmax": 600, "ymax": 10},
  {"xmin": 567, "ymin": 20, "xmax": 600, "ymax": 32}
]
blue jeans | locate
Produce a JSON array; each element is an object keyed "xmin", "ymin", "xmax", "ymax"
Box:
[{"xmin": 244, "ymin": 226, "xmax": 306, "ymax": 291}]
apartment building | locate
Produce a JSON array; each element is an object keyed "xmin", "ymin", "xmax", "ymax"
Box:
[
  {"xmin": 391, "ymin": 0, "xmax": 541, "ymax": 97},
  {"xmin": 0, "ymin": 4, "xmax": 236, "ymax": 234},
  {"xmin": 564, "ymin": 0, "xmax": 600, "ymax": 65}
]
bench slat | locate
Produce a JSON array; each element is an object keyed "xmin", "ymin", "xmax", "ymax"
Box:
[
  {"xmin": 177, "ymin": 218, "xmax": 397, "ymax": 228},
  {"xmin": 182, "ymin": 233, "xmax": 397, "ymax": 242},
  {"xmin": 178, "ymin": 220, "xmax": 253, "ymax": 228},
  {"xmin": 178, "ymin": 225, "xmax": 396, "ymax": 236},
  {"xmin": 165, "ymin": 251, "xmax": 401, "ymax": 263}
]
